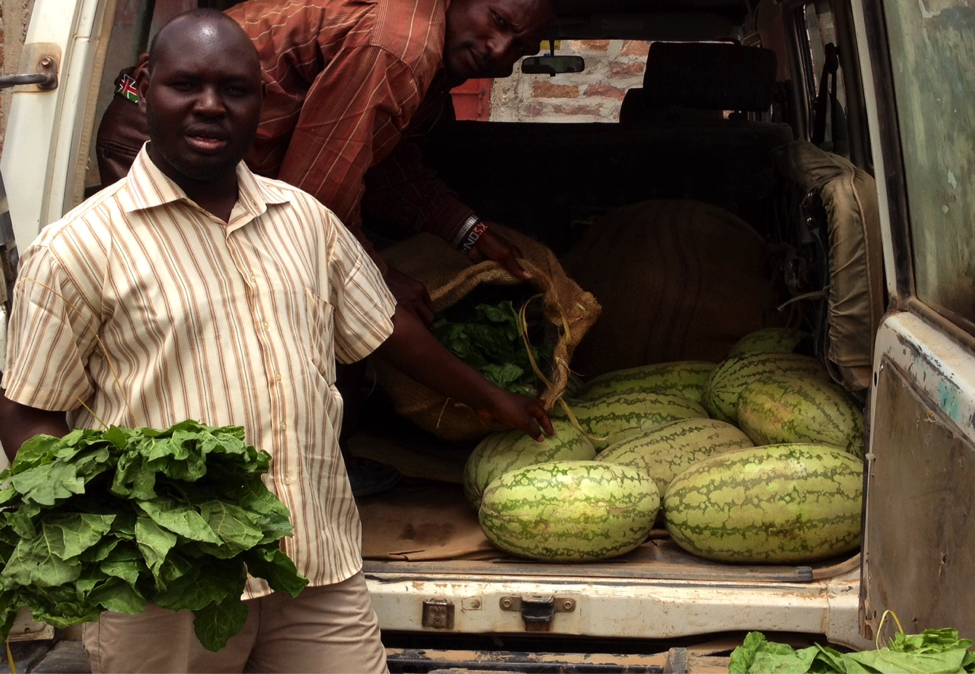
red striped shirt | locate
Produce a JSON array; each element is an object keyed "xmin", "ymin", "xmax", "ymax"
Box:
[{"xmin": 227, "ymin": 0, "xmax": 475, "ymax": 251}]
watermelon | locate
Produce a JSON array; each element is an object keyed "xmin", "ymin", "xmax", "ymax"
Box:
[
  {"xmin": 727, "ymin": 327, "xmax": 810, "ymax": 357},
  {"xmin": 702, "ymin": 352, "xmax": 829, "ymax": 423},
  {"xmin": 596, "ymin": 418, "xmax": 753, "ymax": 496},
  {"xmin": 575, "ymin": 361, "xmax": 717, "ymax": 404},
  {"xmin": 664, "ymin": 444, "xmax": 863, "ymax": 564},
  {"xmin": 462, "ymin": 420, "xmax": 596, "ymax": 509},
  {"xmin": 567, "ymin": 392, "xmax": 709, "ymax": 450},
  {"xmin": 736, "ymin": 375, "xmax": 865, "ymax": 458},
  {"xmin": 479, "ymin": 460, "xmax": 660, "ymax": 561}
]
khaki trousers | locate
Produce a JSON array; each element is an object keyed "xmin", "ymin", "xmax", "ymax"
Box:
[{"xmin": 83, "ymin": 571, "xmax": 387, "ymax": 673}]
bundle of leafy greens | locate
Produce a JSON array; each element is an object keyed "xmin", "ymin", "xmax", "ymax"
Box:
[
  {"xmin": 432, "ymin": 299, "xmax": 554, "ymax": 396},
  {"xmin": 0, "ymin": 421, "xmax": 308, "ymax": 652},
  {"xmin": 729, "ymin": 629, "xmax": 975, "ymax": 673}
]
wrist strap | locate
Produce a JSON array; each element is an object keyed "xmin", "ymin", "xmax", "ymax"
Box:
[{"xmin": 456, "ymin": 217, "xmax": 488, "ymax": 255}]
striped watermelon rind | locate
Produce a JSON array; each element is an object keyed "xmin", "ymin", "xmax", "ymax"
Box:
[
  {"xmin": 462, "ymin": 420, "xmax": 596, "ymax": 509},
  {"xmin": 479, "ymin": 460, "xmax": 660, "ymax": 562},
  {"xmin": 736, "ymin": 375, "xmax": 865, "ymax": 458},
  {"xmin": 727, "ymin": 327, "xmax": 811, "ymax": 357},
  {"xmin": 702, "ymin": 352, "xmax": 829, "ymax": 423},
  {"xmin": 596, "ymin": 418, "xmax": 754, "ymax": 496},
  {"xmin": 576, "ymin": 361, "xmax": 717, "ymax": 404},
  {"xmin": 567, "ymin": 392, "xmax": 709, "ymax": 450},
  {"xmin": 663, "ymin": 443, "xmax": 863, "ymax": 564}
]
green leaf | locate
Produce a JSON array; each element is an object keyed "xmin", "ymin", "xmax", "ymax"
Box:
[
  {"xmin": 11, "ymin": 461, "xmax": 86, "ymax": 506},
  {"xmin": 2, "ymin": 529, "xmax": 83, "ymax": 588},
  {"xmin": 192, "ymin": 595, "xmax": 250, "ymax": 652},
  {"xmin": 135, "ymin": 516, "xmax": 178, "ymax": 577},
  {"xmin": 243, "ymin": 545, "xmax": 309, "ymax": 598},
  {"xmin": 135, "ymin": 500, "xmax": 222, "ymax": 544},
  {"xmin": 195, "ymin": 501, "xmax": 263, "ymax": 558},
  {"xmin": 42, "ymin": 513, "xmax": 116, "ymax": 560},
  {"xmin": 88, "ymin": 576, "xmax": 147, "ymax": 615}
]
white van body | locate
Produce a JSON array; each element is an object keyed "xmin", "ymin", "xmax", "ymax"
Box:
[{"xmin": 1, "ymin": 0, "xmax": 972, "ymax": 666}]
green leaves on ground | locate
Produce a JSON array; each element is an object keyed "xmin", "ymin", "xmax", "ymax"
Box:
[
  {"xmin": 0, "ymin": 421, "xmax": 308, "ymax": 652},
  {"xmin": 432, "ymin": 300, "xmax": 554, "ymax": 396},
  {"xmin": 729, "ymin": 629, "xmax": 975, "ymax": 673}
]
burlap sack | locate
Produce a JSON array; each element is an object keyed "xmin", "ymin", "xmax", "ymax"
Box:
[
  {"xmin": 561, "ymin": 199, "xmax": 787, "ymax": 378},
  {"xmin": 372, "ymin": 225, "xmax": 601, "ymax": 442}
]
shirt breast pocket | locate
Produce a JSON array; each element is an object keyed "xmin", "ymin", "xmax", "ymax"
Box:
[{"xmin": 304, "ymin": 287, "xmax": 336, "ymax": 385}]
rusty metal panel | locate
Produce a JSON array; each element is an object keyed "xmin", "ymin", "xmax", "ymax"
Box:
[{"xmin": 862, "ymin": 355, "xmax": 975, "ymax": 638}]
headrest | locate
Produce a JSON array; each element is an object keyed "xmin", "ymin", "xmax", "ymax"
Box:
[{"xmin": 642, "ymin": 42, "xmax": 777, "ymax": 112}]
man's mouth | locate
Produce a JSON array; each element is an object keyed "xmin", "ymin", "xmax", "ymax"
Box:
[{"xmin": 185, "ymin": 127, "xmax": 229, "ymax": 153}]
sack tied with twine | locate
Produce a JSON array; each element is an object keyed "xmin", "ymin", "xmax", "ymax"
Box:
[{"xmin": 371, "ymin": 225, "xmax": 601, "ymax": 443}]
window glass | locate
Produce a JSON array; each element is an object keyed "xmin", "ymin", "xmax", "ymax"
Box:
[
  {"xmin": 885, "ymin": 0, "xmax": 975, "ymax": 332},
  {"xmin": 473, "ymin": 40, "xmax": 651, "ymax": 122}
]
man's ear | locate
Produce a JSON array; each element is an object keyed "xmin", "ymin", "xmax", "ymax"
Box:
[{"xmin": 135, "ymin": 54, "xmax": 150, "ymax": 112}]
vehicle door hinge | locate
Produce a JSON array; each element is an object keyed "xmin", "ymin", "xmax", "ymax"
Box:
[
  {"xmin": 500, "ymin": 595, "xmax": 576, "ymax": 632},
  {"xmin": 0, "ymin": 44, "xmax": 60, "ymax": 91},
  {"xmin": 421, "ymin": 599, "xmax": 454, "ymax": 629}
]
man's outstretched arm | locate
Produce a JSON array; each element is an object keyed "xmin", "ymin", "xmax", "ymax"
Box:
[{"xmin": 374, "ymin": 306, "xmax": 554, "ymax": 441}]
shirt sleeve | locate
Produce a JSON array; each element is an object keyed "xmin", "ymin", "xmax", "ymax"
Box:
[
  {"xmin": 2, "ymin": 244, "xmax": 99, "ymax": 411},
  {"xmin": 362, "ymin": 135, "xmax": 476, "ymax": 244},
  {"xmin": 319, "ymin": 205, "xmax": 397, "ymax": 365},
  {"xmin": 271, "ymin": 44, "xmax": 422, "ymax": 234}
]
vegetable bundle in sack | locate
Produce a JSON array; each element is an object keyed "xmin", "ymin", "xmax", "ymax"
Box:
[{"xmin": 373, "ymin": 225, "xmax": 601, "ymax": 442}]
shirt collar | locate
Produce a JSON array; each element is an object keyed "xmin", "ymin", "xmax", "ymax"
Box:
[{"xmin": 119, "ymin": 144, "xmax": 291, "ymax": 224}]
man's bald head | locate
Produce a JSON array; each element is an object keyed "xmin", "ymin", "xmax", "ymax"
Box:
[{"xmin": 148, "ymin": 9, "xmax": 259, "ymax": 74}]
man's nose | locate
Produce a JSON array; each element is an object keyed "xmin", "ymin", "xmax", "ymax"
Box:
[
  {"xmin": 195, "ymin": 86, "xmax": 226, "ymax": 115},
  {"xmin": 487, "ymin": 33, "xmax": 515, "ymax": 62}
]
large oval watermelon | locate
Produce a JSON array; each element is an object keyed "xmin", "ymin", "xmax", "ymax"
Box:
[
  {"xmin": 462, "ymin": 420, "xmax": 596, "ymax": 509},
  {"xmin": 702, "ymin": 352, "xmax": 829, "ymax": 423},
  {"xmin": 479, "ymin": 460, "xmax": 660, "ymax": 562},
  {"xmin": 575, "ymin": 361, "xmax": 717, "ymax": 404},
  {"xmin": 664, "ymin": 444, "xmax": 863, "ymax": 563},
  {"xmin": 736, "ymin": 375, "xmax": 865, "ymax": 458},
  {"xmin": 596, "ymin": 418, "xmax": 753, "ymax": 496},
  {"xmin": 567, "ymin": 392, "xmax": 709, "ymax": 450}
]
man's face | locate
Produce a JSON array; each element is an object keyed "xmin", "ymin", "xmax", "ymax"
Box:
[
  {"xmin": 140, "ymin": 18, "xmax": 263, "ymax": 185},
  {"xmin": 444, "ymin": 0, "xmax": 554, "ymax": 81}
]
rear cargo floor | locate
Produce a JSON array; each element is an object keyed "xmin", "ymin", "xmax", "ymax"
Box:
[{"xmin": 351, "ymin": 431, "xmax": 859, "ymax": 583}]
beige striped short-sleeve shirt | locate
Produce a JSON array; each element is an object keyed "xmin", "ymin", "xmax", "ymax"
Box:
[{"xmin": 2, "ymin": 147, "xmax": 396, "ymax": 595}]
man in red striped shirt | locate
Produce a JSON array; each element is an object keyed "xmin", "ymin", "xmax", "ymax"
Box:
[{"xmin": 97, "ymin": 0, "xmax": 556, "ymax": 315}]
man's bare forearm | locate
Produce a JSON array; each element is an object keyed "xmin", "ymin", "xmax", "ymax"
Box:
[{"xmin": 0, "ymin": 388, "xmax": 69, "ymax": 462}]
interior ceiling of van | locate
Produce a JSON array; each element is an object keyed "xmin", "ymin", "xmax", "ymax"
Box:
[{"xmin": 553, "ymin": 0, "xmax": 749, "ymax": 41}]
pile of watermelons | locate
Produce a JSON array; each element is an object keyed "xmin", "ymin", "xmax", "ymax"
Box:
[{"xmin": 463, "ymin": 328, "xmax": 866, "ymax": 564}]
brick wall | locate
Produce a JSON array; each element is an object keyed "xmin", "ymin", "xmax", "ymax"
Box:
[{"xmin": 489, "ymin": 39, "xmax": 649, "ymax": 123}]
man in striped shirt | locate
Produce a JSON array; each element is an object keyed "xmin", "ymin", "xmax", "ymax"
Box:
[{"xmin": 1, "ymin": 10, "xmax": 551, "ymax": 672}]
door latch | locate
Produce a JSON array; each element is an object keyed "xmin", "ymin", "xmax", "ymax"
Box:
[
  {"xmin": 421, "ymin": 599, "xmax": 454, "ymax": 629},
  {"xmin": 0, "ymin": 44, "xmax": 59, "ymax": 91},
  {"xmin": 500, "ymin": 595, "xmax": 576, "ymax": 632}
]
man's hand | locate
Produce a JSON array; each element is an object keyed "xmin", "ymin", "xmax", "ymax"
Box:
[
  {"xmin": 474, "ymin": 389, "xmax": 555, "ymax": 442},
  {"xmin": 467, "ymin": 225, "xmax": 531, "ymax": 280},
  {"xmin": 383, "ymin": 266, "xmax": 435, "ymax": 327}
]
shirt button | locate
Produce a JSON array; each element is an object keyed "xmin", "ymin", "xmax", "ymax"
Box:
[
  {"xmin": 284, "ymin": 476, "xmax": 292, "ymax": 485},
  {"xmin": 263, "ymin": 321, "xmax": 270, "ymax": 329},
  {"xmin": 280, "ymin": 422, "xmax": 287, "ymax": 431},
  {"xmin": 275, "ymin": 372, "xmax": 282, "ymax": 381},
  {"xmin": 251, "ymin": 275, "xmax": 259, "ymax": 283}
]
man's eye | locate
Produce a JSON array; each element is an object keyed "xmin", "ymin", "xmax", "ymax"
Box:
[{"xmin": 492, "ymin": 10, "xmax": 508, "ymax": 29}]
